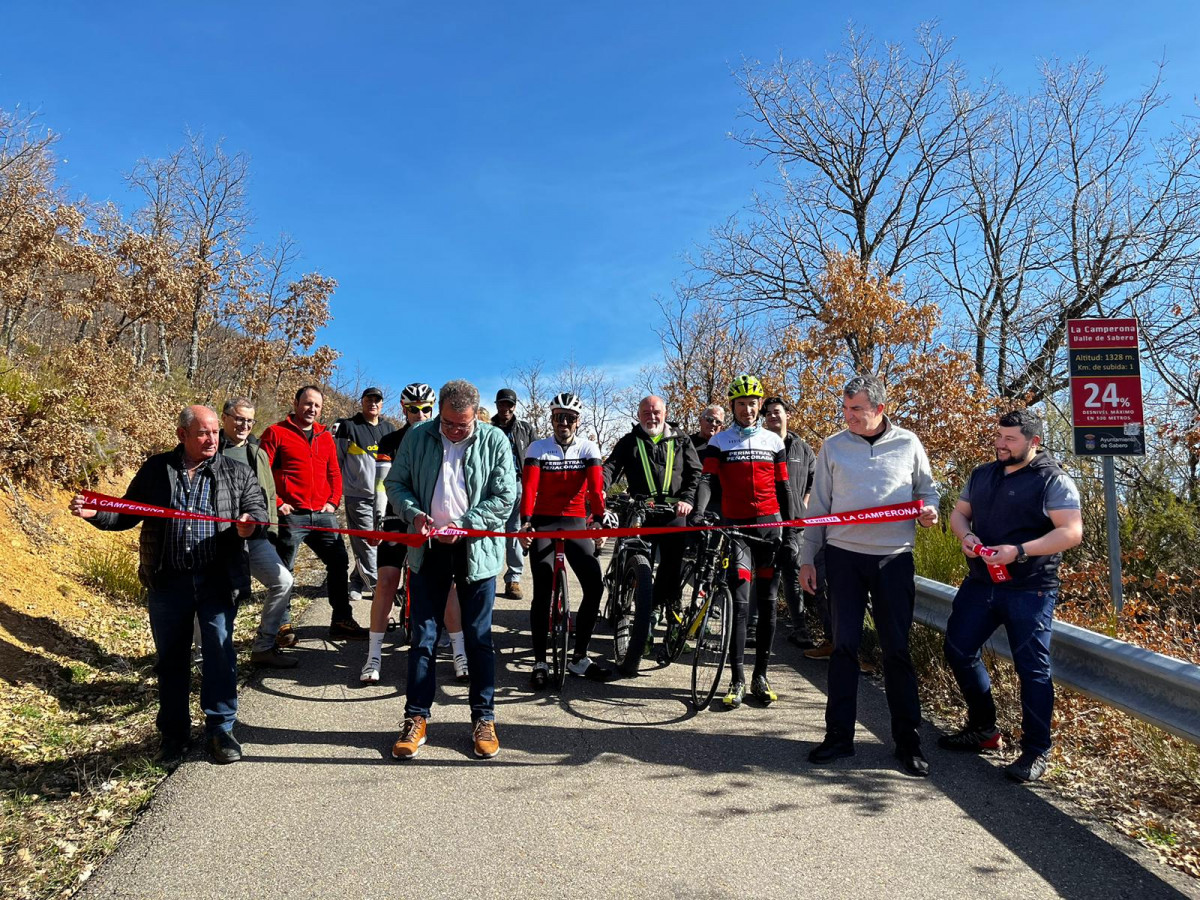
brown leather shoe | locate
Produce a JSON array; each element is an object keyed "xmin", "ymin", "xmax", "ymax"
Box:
[
  {"xmin": 275, "ymin": 624, "xmax": 298, "ymax": 649},
  {"xmin": 391, "ymin": 716, "xmax": 427, "ymax": 760},
  {"xmin": 473, "ymin": 719, "xmax": 499, "ymax": 759},
  {"xmin": 804, "ymin": 641, "xmax": 833, "ymax": 660},
  {"xmin": 505, "ymin": 581, "xmax": 523, "ymax": 601}
]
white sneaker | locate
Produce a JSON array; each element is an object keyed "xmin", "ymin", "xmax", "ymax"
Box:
[
  {"xmin": 349, "ymin": 589, "xmax": 364, "ymax": 602},
  {"xmin": 360, "ymin": 658, "xmax": 381, "ymax": 684},
  {"xmin": 568, "ymin": 656, "xmax": 614, "ymax": 682},
  {"xmin": 453, "ymin": 653, "xmax": 469, "ymax": 682}
]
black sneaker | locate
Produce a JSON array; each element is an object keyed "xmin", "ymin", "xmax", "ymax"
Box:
[
  {"xmin": 329, "ymin": 619, "xmax": 369, "ymax": 640},
  {"xmin": 786, "ymin": 632, "xmax": 816, "ymax": 650},
  {"xmin": 207, "ymin": 731, "xmax": 242, "ymax": 765},
  {"xmin": 155, "ymin": 735, "xmax": 191, "ymax": 769},
  {"xmin": 808, "ymin": 735, "xmax": 855, "ymax": 764},
  {"xmin": 1005, "ymin": 749, "xmax": 1050, "ymax": 783},
  {"xmin": 250, "ymin": 648, "xmax": 299, "ymax": 669},
  {"xmin": 937, "ymin": 725, "xmax": 1001, "ymax": 753},
  {"xmin": 745, "ymin": 627, "xmax": 757, "ymax": 649},
  {"xmin": 894, "ymin": 745, "xmax": 930, "ymax": 777}
]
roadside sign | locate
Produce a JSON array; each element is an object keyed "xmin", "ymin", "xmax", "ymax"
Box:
[{"xmin": 1067, "ymin": 318, "xmax": 1144, "ymax": 456}]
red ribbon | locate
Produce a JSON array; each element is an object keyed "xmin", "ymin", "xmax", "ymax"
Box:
[
  {"xmin": 79, "ymin": 491, "xmax": 925, "ymax": 548},
  {"xmin": 975, "ymin": 544, "xmax": 1011, "ymax": 583}
]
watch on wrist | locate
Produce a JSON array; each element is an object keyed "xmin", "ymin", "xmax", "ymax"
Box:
[{"xmin": 1016, "ymin": 543, "xmax": 1028, "ymax": 563}]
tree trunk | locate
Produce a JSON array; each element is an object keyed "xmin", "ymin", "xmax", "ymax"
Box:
[
  {"xmin": 133, "ymin": 321, "xmax": 147, "ymax": 366},
  {"xmin": 158, "ymin": 322, "xmax": 170, "ymax": 377}
]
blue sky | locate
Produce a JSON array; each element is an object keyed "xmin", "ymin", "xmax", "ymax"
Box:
[{"xmin": 4, "ymin": 1, "xmax": 1199, "ymax": 416}]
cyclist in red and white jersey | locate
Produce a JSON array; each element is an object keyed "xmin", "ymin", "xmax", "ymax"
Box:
[
  {"xmin": 692, "ymin": 375, "xmax": 797, "ymax": 708},
  {"xmin": 518, "ymin": 392, "xmax": 612, "ymax": 687}
]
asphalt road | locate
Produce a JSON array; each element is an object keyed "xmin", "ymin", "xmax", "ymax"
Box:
[{"xmin": 82, "ymin": 562, "xmax": 1197, "ymax": 900}]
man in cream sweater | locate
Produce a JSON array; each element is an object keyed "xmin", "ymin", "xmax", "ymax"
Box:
[{"xmin": 800, "ymin": 375, "xmax": 940, "ymax": 777}]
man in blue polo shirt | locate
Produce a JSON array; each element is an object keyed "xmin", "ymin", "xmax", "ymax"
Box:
[{"xmin": 942, "ymin": 408, "xmax": 1083, "ymax": 783}]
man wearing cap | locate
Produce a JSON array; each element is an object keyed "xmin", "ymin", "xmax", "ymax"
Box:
[
  {"xmin": 490, "ymin": 388, "xmax": 536, "ymax": 599},
  {"xmin": 334, "ymin": 387, "xmax": 397, "ymax": 602}
]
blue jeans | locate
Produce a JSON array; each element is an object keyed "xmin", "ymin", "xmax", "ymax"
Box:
[
  {"xmin": 944, "ymin": 578, "xmax": 1057, "ymax": 754},
  {"xmin": 504, "ymin": 485, "xmax": 523, "ymax": 582},
  {"xmin": 247, "ymin": 537, "xmax": 294, "ymax": 652},
  {"xmin": 148, "ymin": 570, "xmax": 238, "ymax": 739},
  {"xmin": 405, "ymin": 543, "xmax": 496, "ymax": 723}
]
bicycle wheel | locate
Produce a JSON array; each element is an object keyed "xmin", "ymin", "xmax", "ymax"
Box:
[
  {"xmin": 390, "ymin": 566, "xmax": 412, "ymax": 646},
  {"xmin": 691, "ymin": 582, "xmax": 732, "ymax": 710},
  {"xmin": 612, "ymin": 553, "xmax": 653, "ymax": 668},
  {"xmin": 664, "ymin": 578, "xmax": 702, "ymax": 663},
  {"xmin": 550, "ymin": 577, "xmax": 571, "ymax": 690}
]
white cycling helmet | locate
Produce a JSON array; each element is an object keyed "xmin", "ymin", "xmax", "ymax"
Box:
[
  {"xmin": 549, "ymin": 392, "xmax": 583, "ymax": 414},
  {"xmin": 400, "ymin": 383, "xmax": 435, "ymax": 405}
]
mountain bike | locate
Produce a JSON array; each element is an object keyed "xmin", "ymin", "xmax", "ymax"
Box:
[{"xmin": 601, "ymin": 495, "xmax": 661, "ymax": 669}]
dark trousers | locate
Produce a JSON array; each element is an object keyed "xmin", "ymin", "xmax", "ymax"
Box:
[
  {"xmin": 727, "ymin": 532, "xmax": 781, "ymax": 682},
  {"xmin": 650, "ymin": 521, "xmax": 689, "ymax": 609},
  {"xmin": 147, "ymin": 570, "xmax": 238, "ymax": 740},
  {"xmin": 944, "ymin": 578, "xmax": 1057, "ymax": 754},
  {"xmin": 276, "ymin": 510, "xmax": 351, "ymax": 620},
  {"xmin": 824, "ymin": 544, "xmax": 922, "ymax": 750},
  {"xmin": 529, "ymin": 517, "xmax": 604, "ymax": 662},
  {"xmin": 405, "ymin": 543, "xmax": 496, "ymax": 723}
]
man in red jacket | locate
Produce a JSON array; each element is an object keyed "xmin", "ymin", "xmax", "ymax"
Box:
[{"xmin": 259, "ymin": 385, "xmax": 368, "ymax": 640}]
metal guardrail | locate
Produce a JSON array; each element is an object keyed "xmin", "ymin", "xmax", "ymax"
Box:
[{"xmin": 914, "ymin": 576, "xmax": 1200, "ymax": 746}]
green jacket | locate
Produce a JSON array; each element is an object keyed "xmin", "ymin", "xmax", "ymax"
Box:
[{"xmin": 383, "ymin": 417, "xmax": 517, "ymax": 582}]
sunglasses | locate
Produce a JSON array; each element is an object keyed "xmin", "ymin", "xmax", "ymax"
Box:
[
  {"xmin": 552, "ymin": 413, "xmax": 580, "ymax": 425},
  {"xmin": 701, "ymin": 414, "xmax": 723, "ymax": 425},
  {"xmin": 405, "ymin": 404, "xmax": 433, "ymax": 414}
]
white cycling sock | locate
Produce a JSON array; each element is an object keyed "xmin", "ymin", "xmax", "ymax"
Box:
[
  {"xmin": 368, "ymin": 631, "xmax": 385, "ymax": 662},
  {"xmin": 449, "ymin": 630, "xmax": 466, "ymax": 658}
]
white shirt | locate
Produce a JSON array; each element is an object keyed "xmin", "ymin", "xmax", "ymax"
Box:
[{"xmin": 431, "ymin": 431, "xmax": 471, "ymax": 528}]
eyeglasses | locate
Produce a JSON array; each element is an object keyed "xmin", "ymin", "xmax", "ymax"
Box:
[
  {"xmin": 441, "ymin": 417, "xmax": 474, "ymax": 433},
  {"xmin": 701, "ymin": 415, "xmax": 723, "ymax": 425},
  {"xmin": 225, "ymin": 415, "xmax": 255, "ymax": 426},
  {"xmin": 552, "ymin": 413, "xmax": 580, "ymax": 425},
  {"xmin": 405, "ymin": 405, "xmax": 433, "ymax": 414}
]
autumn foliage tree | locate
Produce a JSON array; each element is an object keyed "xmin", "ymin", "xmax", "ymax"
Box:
[{"xmin": 0, "ymin": 105, "xmax": 343, "ymax": 487}]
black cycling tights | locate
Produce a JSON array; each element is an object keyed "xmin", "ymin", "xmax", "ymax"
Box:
[
  {"xmin": 529, "ymin": 516, "xmax": 604, "ymax": 663},
  {"xmin": 727, "ymin": 532, "xmax": 781, "ymax": 683}
]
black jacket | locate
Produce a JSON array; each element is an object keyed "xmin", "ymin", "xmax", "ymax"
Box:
[
  {"xmin": 963, "ymin": 449, "xmax": 1079, "ymax": 590},
  {"xmin": 602, "ymin": 422, "xmax": 701, "ymax": 503},
  {"xmin": 491, "ymin": 414, "xmax": 537, "ymax": 479},
  {"xmin": 89, "ymin": 447, "xmax": 267, "ymax": 600},
  {"xmin": 783, "ymin": 431, "xmax": 817, "ymax": 514}
]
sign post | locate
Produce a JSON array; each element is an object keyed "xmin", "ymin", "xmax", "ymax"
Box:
[{"xmin": 1067, "ymin": 318, "xmax": 1144, "ymax": 613}]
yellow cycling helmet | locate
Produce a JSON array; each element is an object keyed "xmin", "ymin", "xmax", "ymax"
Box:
[{"xmin": 727, "ymin": 374, "xmax": 764, "ymax": 401}]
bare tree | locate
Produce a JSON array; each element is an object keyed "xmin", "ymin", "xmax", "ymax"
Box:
[
  {"xmin": 702, "ymin": 24, "xmax": 991, "ymax": 368},
  {"xmin": 129, "ymin": 132, "xmax": 251, "ymax": 382},
  {"xmin": 508, "ymin": 358, "xmax": 549, "ymax": 436}
]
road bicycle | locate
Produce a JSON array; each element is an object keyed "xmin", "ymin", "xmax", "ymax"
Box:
[
  {"xmin": 521, "ymin": 530, "xmax": 575, "ymax": 691},
  {"xmin": 388, "ymin": 561, "xmax": 412, "ymax": 647}
]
